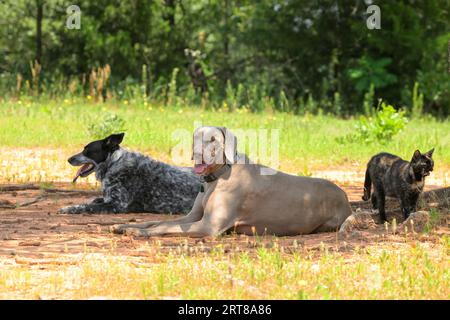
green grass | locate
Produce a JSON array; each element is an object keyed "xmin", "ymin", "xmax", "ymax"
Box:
[
  {"xmin": 0, "ymin": 98, "xmax": 448, "ymax": 300},
  {"xmin": 0, "ymin": 99, "xmax": 449, "ymax": 170}
]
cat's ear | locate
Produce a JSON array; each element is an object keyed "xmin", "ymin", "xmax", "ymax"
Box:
[
  {"xmin": 412, "ymin": 150, "xmax": 421, "ymax": 160},
  {"xmin": 425, "ymin": 148, "xmax": 434, "ymax": 158}
]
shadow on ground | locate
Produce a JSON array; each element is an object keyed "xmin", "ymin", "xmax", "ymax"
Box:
[{"xmin": 0, "ymin": 181, "xmax": 448, "ymax": 262}]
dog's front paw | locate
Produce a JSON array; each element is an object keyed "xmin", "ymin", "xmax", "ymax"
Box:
[
  {"xmin": 91, "ymin": 197, "xmax": 105, "ymax": 204},
  {"xmin": 110, "ymin": 224, "xmax": 127, "ymax": 234},
  {"xmin": 57, "ymin": 205, "xmax": 84, "ymax": 214},
  {"xmin": 123, "ymin": 228, "xmax": 148, "ymax": 237}
]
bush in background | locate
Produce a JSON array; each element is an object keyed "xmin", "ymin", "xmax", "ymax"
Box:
[
  {"xmin": 87, "ymin": 113, "xmax": 126, "ymax": 140},
  {"xmin": 338, "ymin": 102, "xmax": 408, "ymax": 145}
]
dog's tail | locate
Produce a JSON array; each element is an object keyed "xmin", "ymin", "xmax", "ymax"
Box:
[{"xmin": 362, "ymin": 167, "xmax": 371, "ymax": 201}]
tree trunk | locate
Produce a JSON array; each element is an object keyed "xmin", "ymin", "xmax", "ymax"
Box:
[
  {"xmin": 223, "ymin": 0, "xmax": 231, "ymax": 84},
  {"xmin": 35, "ymin": 0, "xmax": 43, "ymax": 64},
  {"xmin": 165, "ymin": 0, "xmax": 175, "ymax": 27}
]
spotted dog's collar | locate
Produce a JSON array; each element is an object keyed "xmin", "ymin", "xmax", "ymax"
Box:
[{"xmin": 202, "ymin": 164, "xmax": 232, "ymax": 183}]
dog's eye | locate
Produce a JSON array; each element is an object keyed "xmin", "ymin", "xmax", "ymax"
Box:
[{"xmin": 211, "ymin": 136, "xmax": 215, "ymax": 142}]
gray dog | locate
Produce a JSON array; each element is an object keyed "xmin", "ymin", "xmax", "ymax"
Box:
[
  {"xmin": 58, "ymin": 133, "xmax": 201, "ymax": 214},
  {"xmin": 113, "ymin": 126, "xmax": 352, "ymax": 237}
]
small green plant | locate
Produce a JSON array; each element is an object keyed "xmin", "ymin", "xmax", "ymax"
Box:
[
  {"xmin": 39, "ymin": 182, "xmax": 55, "ymax": 190},
  {"xmin": 338, "ymin": 101, "xmax": 408, "ymax": 144},
  {"xmin": 363, "ymin": 83, "xmax": 375, "ymax": 116},
  {"xmin": 87, "ymin": 113, "xmax": 126, "ymax": 139},
  {"xmin": 333, "ymin": 91, "xmax": 342, "ymax": 116},
  {"xmin": 30, "ymin": 60, "xmax": 42, "ymax": 97},
  {"xmin": 305, "ymin": 94, "xmax": 317, "ymax": 114},
  {"xmin": 225, "ymin": 80, "xmax": 237, "ymax": 111},
  {"xmin": 166, "ymin": 68, "xmax": 179, "ymax": 107},
  {"xmin": 279, "ymin": 90, "xmax": 290, "ymax": 113},
  {"xmin": 142, "ymin": 64, "xmax": 148, "ymax": 103},
  {"xmin": 423, "ymin": 208, "xmax": 443, "ymax": 233},
  {"xmin": 297, "ymin": 163, "xmax": 313, "ymax": 177},
  {"xmin": 411, "ymin": 81, "xmax": 424, "ymax": 118}
]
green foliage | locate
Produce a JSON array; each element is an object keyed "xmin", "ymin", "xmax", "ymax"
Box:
[
  {"xmin": 1, "ymin": 100, "xmax": 449, "ymax": 167},
  {"xmin": 333, "ymin": 92, "xmax": 342, "ymax": 116},
  {"xmin": 305, "ymin": 94, "xmax": 317, "ymax": 114},
  {"xmin": 0, "ymin": 1, "xmax": 449, "ymax": 115},
  {"xmin": 347, "ymin": 57, "xmax": 397, "ymax": 93},
  {"xmin": 166, "ymin": 68, "xmax": 179, "ymax": 107},
  {"xmin": 339, "ymin": 102, "xmax": 408, "ymax": 144},
  {"xmin": 297, "ymin": 164, "xmax": 313, "ymax": 177},
  {"xmin": 141, "ymin": 64, "xmax": 148, "ymax": 102},
  {"xmin": 411, "ymin": 82, "xmax": 424, "ymax": 119},
  {"xmin": 87, "ymin": 113, "xmax": 126, "ymax": 140},
  {"xmin": 423, "ymin": 209, "xmax": 444, "ymax": 234},
  {"xmin": 363, "ymin": 84, "xmax": 375, "ymax": 116},
  {"xmin": 416, "ymin": 33, "xmax": 450, "ymax": 116},
  {"xmin": 225, "ymin": 80, "xmax": 237, "ymax": 111},
  {"xmin": 278, "ymin": 90, "xmax": 290, "ymax": 113}
]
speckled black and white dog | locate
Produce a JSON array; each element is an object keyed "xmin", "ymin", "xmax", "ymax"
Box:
[{"xmin": 58, "ymin": 133, "xmax": 201, "ymax": 214}]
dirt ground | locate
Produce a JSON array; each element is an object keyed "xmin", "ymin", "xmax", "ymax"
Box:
[{"xmin": 0, "ymin": 178, "xmax": 448, "ymax": 263}]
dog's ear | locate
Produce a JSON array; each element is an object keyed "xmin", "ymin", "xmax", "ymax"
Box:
[
  {"xmin": 191, "ymin": 128, "xmax": 197, "ymax": 161},
  {"xmin": 104, "ymin": 133, "xmax": 125, "ymax": 148},
  {"xmin": 191, "ymin": 128, "xmax": 202, "ymax": 162},
  {"xmin": 219, "ymin": 127, "xmax": 237, "ymax": 164},
  {"xmin": 191, "ymin": 132, "xmax": 195, "ymax": 161},
  {"xmin": 425, "ymin": 148, "xmax": 434, "ymax": 158}
]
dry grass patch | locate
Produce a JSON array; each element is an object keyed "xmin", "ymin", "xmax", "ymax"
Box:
[{"xmin": 0, "ymin": 237, "xmax": 448, "ymax": 300}]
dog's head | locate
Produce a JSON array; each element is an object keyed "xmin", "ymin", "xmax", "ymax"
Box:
[
  {"xmin": 411, "ymin": 148, "xmax": 434, "ymax": 178},
  {"xmin": 68, "ymin": 133, "xmax": 125, "ymax": 182},
  {"xmin": 192, "ymin": 126, "xmax": 237, "ymax": 176}
]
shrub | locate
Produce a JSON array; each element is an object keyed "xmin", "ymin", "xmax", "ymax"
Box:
[
  {"xmin": 347, "ymin": 56, "xmax": 397, "ymax": 93},
  {"xmin": 87, "ymin": 113, "xmax": 126, "ymax": 139},
  {"xmin": 338, "ymin": 101, "xmax": 408, "ymax": 144}
]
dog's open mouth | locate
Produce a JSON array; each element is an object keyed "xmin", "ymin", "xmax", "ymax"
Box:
[
  {"xmin": 73, "ymin": 163, "xmax": 95, "ymax": 182},
  {"xmin": 194, "ymin": 163, "xmax": 209, "ymax": 175}
]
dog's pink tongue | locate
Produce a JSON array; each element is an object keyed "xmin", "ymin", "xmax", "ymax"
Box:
[
  {"xmin": 194, "ymin": 164, "xmax": 208, "ymax": 175},
  {"xmin": 73, "ymin": 164, "xmax": 90, "ymax": 183}
]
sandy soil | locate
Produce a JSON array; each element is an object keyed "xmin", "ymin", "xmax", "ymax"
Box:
[{"xmin": 0, "ymin": 180, "xmax": 448, "ymax": 262}]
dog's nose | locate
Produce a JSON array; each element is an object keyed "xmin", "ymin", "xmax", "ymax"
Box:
[{"xmin": 68, "ymin": 156, "xmax": 75, "ymax": 165}]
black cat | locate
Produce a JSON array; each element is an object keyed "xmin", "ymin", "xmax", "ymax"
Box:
[{"xmin": 362, "ymin": 149, "xmax": 434, "ymax": 222}]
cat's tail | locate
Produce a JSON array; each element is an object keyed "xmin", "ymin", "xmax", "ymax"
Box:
[{"xmin": 362, "ymin": 167, "xmax": 371, "ymax": 201}]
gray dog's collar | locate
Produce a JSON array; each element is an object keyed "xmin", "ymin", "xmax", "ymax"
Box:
[{"xmin": 202, "ymin": 164, "xmax": 232, "ymax": 183}]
